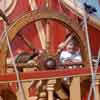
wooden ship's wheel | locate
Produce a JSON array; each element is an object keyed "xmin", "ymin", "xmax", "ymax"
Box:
[{"xmin": 0, "ymin": 7, "xmax": 92, "ymax": 100}]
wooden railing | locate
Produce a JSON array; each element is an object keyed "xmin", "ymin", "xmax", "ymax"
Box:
[{"xmin": 0, "ymin": 66, "xmax": 100, "ymax": 82}]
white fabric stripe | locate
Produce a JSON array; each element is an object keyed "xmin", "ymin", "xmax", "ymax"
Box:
[{"xmin": 29, "ymin": 0, "xmax": 46, "ymax": 49}]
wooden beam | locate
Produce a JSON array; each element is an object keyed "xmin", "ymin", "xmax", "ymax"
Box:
[
  {"xmin": 0, "ymin": 50, "xmax": 7, "ymax": 73},
  {"xmin": 0, "ymin": 67, "xmax": 100, "ymax": 82}
]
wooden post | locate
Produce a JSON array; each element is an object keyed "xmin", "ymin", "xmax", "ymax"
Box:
[
  {"xmin": 46, "ymin": 80, "xmax": 56, "ymax": 100},
  {"xmin": 39, "ymin": 91, "xmax": 47, "ymax": 100},
  {"xmin": 0, "ymin": 50, "xmax": 7, "ymax": 73},
  {"xmin": 70, "ymin": 77, "xmax": 81, "ymax": 100}
]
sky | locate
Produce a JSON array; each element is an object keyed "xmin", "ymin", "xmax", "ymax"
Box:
[{"xmin": 79, "ymin": 0, "xmax": 100, "ymax": 17}]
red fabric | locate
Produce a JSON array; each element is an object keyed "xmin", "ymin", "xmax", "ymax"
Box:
[
  {"xmin": 60, "ymin": 2, "xmax": 77, "ymax": 20},
  {"xmin": 8, "ymin": 0, "xmax": 30, "ymax": 22},
  {"xmin": 88, "ymin": 25, "xmax": 100, "ymax": 56}
]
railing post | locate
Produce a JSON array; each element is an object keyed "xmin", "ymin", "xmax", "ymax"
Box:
[
  {"xmin": 46, "ymin": 80, "xmax": 56, "ymax": 100},
  {"xmin": 70, "ymin": 77, "xmax": 81, "ymax": 100}
]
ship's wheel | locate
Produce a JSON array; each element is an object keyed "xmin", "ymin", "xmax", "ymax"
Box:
[
  {"xmin": 1, "ymin": 7, "xmax": 91, "ymax": 69},
  {"xmin": 0, "ymin": 7, "xmax": 91, "ymax": 99}
]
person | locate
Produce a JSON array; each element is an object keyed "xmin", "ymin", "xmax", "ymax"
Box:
[
  {"xmin": 59, "ymin": 34, "xmax": 82, "ymax": 84},
  {"xmin": 59, "ymin": 34, "xmax": 82, "ymax": 64}
]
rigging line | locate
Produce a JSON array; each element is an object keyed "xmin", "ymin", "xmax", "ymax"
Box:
[
  {"xmin": 88, "ymin": 48, "xmax": 100, "ymax": 100},
  {"xmin": 82, "ymin": 4, "xmax": 96, "ymax": 100},
  {"xmin": 3, "ymin": 1, "xmax": 26, "ymax": 100},
  {"xmin": 3, "ymin": 22, "xmax": 27, "ymax": 100},
  {"xmin": 83, "ymin": 12, "xmax": 96, "ymax": 100}
]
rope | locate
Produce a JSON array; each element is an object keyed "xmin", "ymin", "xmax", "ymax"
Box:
[
  {"xmin": 88, "ymin": 48, "xmax": 100, "ymax": 100},
  {"xmin": 4, "ymin": 22, "xmax": 26, "ymax": 100},
  {"xmin": 81, "ymin": 4, "xmax": 96, "ymax": 100},
  {"xmin": 2, "ymin": 0, "xmax": 26, "ymax": 100}
]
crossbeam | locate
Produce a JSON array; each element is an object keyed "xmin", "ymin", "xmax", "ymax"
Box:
[{"xmin": 0, "ymin": 67, "xmax": 100, "ymax": 82}]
